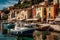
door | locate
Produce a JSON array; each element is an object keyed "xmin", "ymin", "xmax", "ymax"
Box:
[{"xmin": 43, "ymin": 8, "xmax": 46, "ymax": 23}]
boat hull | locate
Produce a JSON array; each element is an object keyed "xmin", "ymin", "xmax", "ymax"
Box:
[{"xmin": 10, "ymin": 29, "xmax": 34, "ymax": 37}]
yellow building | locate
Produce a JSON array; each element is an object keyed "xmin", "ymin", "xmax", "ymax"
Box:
[{"xmin": 36, "ymin": 5, "xmax": 46, "ymax": 23}]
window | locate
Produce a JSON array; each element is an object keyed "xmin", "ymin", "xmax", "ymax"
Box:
[
  {"xmin": 36, "ymin": 13, "xmax": 40, "ymax": 19},
  {"xmin": 11, "ymin": 13, "xmax": 15, "ymax": 18},
  {"xmin": 48, "ymin": 0, "xmax": 53, "ymax": 5},
  {"xmin": 44, "ymin": 8, "xmax": 46, "ymax": 15},
  {"xmin": 48, "ymin": 0, "xmax": 53, "ymax": 2},
  {"xmin": 59, "ymin": 0, "xmax": 60, "ymax": 4},
  {"xmin": 36, "ymin": 8, "xmax": 41, "ymax": 11},
  {"xmin": 39, "ymin": 0, "xmax": 44, "ymax": 2},
  {"xmin": 49, "ymin": 7, "xmax": 51, "ymax": 11},
  {"xmin": 48, "ymin": 13, "xmax": 50, "ymax": 18},
  {"xmin": 57, "ymin": 0, "xmax": 59, "ymax": 4},
  {"xmin": 40, "ymin": 8, "xmax": 41, "ymax": 10},
  {"xmin": 10, "ymin": 10, "xmax": 16, "ymax": 18}
]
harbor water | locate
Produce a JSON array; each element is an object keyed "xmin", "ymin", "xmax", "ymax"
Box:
[
  {"xmin": 0, "ymin": 20, "xmax": 34, "ymax": 40},
  {"xmin": 0, "ymin": 20, "xmax": 60, "ymax": 40},
  {"xmin": 0, "ymin": 31, "xmax": 34, "ymax": 40}
]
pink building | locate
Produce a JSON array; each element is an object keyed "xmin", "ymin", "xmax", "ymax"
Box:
[{"xmin": 32, "ymin": 8, "xmax": 36, "ymax": 18}]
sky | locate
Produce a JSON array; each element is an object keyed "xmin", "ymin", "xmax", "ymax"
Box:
[{"xmin": 0, "ymin": 0, "xmax": 18, "ymax": 10}]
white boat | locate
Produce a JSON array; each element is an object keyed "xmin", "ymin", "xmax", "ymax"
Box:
[{"xmin": 10, "ymin": 27, "xmax": 35, "ymax": 36}]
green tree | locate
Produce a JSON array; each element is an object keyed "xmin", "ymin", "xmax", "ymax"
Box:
[
  {"xmin": 32, "ymin": 0, "xmax": 40, "ymax": 5},
  {"xmin": 3, "ymin": 9, "xmax": 10, "ymax": 14},
  {"xmin": 2, "ymin": 9, "xmax": 9, "ymax": 20},
  {"xmin": 14, "ymin": 0, "xmax": 31, "ymax": 8}
]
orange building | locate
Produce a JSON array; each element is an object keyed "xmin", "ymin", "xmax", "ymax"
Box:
[{"xmin": 46, "ymin": 5, "xmax": 58, "ymax": 22}]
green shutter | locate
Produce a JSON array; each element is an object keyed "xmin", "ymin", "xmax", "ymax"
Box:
[
  {"xmin": 49, "ymin": 7, "xmax": 51, "ymax": 11},
  {"xmin": 36, "ymin": 13, "xmax": 40, "ymax": 19}
]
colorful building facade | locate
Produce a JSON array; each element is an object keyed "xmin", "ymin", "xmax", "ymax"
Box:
[
  {"xmin": 32, "ymin": 5, "xmax": 46, "ymax": 23},
  {"xmin": 17, "ymin": 9, "xmax": 28, "ymax": 20},
  {"xmin": 46, "ymin": 5, "xmax": 58, "ymax": 22},
  {"xmin": 32, "ymin": 8, "xmax": 36, "ymax": 19},
  {"xmin": 27, "ymin": 7, "xmax": 32, "ymax": 19}
]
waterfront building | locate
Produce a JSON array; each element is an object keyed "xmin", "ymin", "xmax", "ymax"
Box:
[
  {"xmin": 17, "ymin": 9, "xmax": 28, "ymax": 20},
  {"xmin": 38, "ymin": 0, "xmax": 59, "ymax": 23},
  {"xmin": 36, "ymin": 5, "xmax": 45, "ymax": 23},
  {"xmin": 32, "ymin": 7, "xmax": 36, "ymax": 19},
  {"xmin": 27, "ymin": 7, "xmax": 32, "ymax": 19},
  {"xmin": 0, "ymin": 11, "xmax": 2, "ymax": 20},
  {"xmin": 32, "ymin": 5, "xmax": 37, "ymax": 19},
  {"xmin": 46, "ymin": 5, "xmax": 58, "ymax": 23},
  {"xmin": 8, "ymin": 9, "xmax": 15, "ymax": 20},
  {"xmin": 3, "ymin": 0, "xmax": 60, "ymax": 23}
]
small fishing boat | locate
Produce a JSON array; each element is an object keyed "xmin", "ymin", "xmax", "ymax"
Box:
[{"xmin": 10, "ymin": 27, "xmax": 35, "ymax": 36}]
